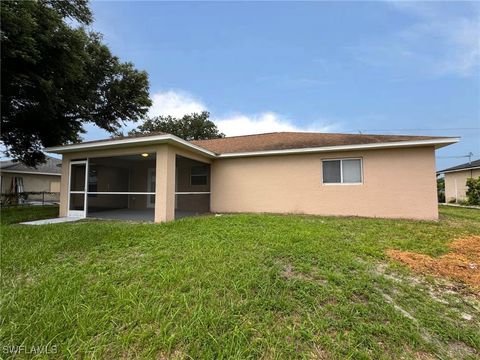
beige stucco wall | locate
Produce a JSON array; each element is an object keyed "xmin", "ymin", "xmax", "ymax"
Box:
[
  {"xmin": 210, "ymin": 146, "xmax": 438, "ymax": 220},
  {"xmin": 1, "ymin": 172, "xmax": 60, "ymax": 194},
  {"xmin": 444, "ymin": 168, "xmax": 480, "ymax": 202}
]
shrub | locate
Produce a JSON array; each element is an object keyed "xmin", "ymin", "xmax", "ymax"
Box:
[
  {"xmin": 437, "ymin": 177, "xmax": 445, "ymax": 203},
  {"xmin": 466, "ymin": 177, "xmax": 480, "ymax": 205}
]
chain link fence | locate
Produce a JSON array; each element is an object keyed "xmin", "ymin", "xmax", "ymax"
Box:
[{"xmin": 1, "ymin": 192, "xmax": 60, "ymax": 207}]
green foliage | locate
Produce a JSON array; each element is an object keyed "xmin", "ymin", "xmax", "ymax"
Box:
[
  {"xmin": 1, "ymin": 207, "xmax": 480, "ymax": 358},
  {"xmin": 129, "ymin": 111, "xmax": 225, "ymax": 140},
  {"xmin": 436, "ymin": 177, "xmax": 445, "ymax": 203},
  {"xmin": 465, "ymin": 177, "xmax": 480, "ymax": 205},
  {"xmin": 1, "ymin": 0, "xmax": 151, "ymax": 166}
]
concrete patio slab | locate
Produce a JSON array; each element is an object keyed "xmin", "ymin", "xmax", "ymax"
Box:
[
  {"xmin": 88, "ymin": 209, "xmax": 154, "ymax": 221},
  {"xmin": 20, "ymin": 217, "xmax": 83, "ymax": 225},
  {"xmin": 86, "ymin": 209, "xmax": 201, "ymax": 221}
]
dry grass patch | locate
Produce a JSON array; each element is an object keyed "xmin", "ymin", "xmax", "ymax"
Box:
[
  {"xmin": 281, "ymin": 263, "xmax": 328, "ymax": 285},
  {"xmin": 387, "ymin": 236, "xmax": 480, "ymax": 291}
]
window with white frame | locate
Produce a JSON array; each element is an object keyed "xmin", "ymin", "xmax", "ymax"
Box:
[
  {"xmin": 190, "ymin": 165, "xmax": 208, "ymax": 186},
  {"xmin": 322, "ymin": 158, "xmax": 362, "ymax": 184}
]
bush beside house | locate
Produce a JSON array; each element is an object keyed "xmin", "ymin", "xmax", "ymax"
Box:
[
  {"xmin": 437, "ymin": 177, "xmax": 445, "ymax": 203},
  {"xmin": 466, "ymin": 177, "xmax": 480, "ymax": 205}
]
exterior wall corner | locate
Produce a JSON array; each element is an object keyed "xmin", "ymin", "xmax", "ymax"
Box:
[
  {"xmin": 154, "ymin": 145, "xmax": 176, "ymax": 222},
  {"xmin": 59, "ymin": 155, "xmax": 70, "ymax": 217}
]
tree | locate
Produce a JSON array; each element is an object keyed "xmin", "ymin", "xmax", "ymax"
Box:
[
  {"xmin": 128, "ymin": 111, "xmax": 225, "ymax": 140},
  {"xmin": 1, "ymin": 0, "xmax": 151, "ymax": 166},
  {"xmin": 466, "ymin": 177, "xmax": 480, "ymax": 205}
]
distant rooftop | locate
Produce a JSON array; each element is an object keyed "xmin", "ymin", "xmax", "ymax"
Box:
[
  {"xmin": 1, "ymin": 156, "xmax": 61, "ymax": 175},
  {"xmin": 438, "ymin": 159, "xmax": 480, "ymax": 174}
]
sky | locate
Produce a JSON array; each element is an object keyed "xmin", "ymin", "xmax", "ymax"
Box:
[{"xmin": 82, "ymin": 1, "xmax": 478, "ymax": 170}]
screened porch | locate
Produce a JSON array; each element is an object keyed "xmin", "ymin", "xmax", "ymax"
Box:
[{"xmin": 68, "ymin": 152, "xmax": 210, "ymax": 221}]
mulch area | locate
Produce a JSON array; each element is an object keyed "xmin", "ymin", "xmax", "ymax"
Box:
[{"xmin": 387, "ymin": 236, "xmax": 480, "ymax": 290}]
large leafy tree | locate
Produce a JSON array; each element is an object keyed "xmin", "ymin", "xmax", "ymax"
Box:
[
  {"xmin": 1, "ymin": 0, "xmax": 151, "ymax": 166},
  {"xmin": 129, "ymin": 111, "xmax": 225, "ymax": 140}
]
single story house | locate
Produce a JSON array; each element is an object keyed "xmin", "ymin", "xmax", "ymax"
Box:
[
  {"xmin": 45, "ymin": 132, "xmax": 458, "ymax": 222},
  {"xmin": 1, "ymin": 156, "xmax": 62, "ymax": 204},
  {"xmin": 438, "ymin": 159, "xmax": 480, "ymax": 203}
]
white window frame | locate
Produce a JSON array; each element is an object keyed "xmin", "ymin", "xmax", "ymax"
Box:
[
  {"xmin": 190, "ymin": 165, "xmax": 208, "ymax": 186},
  {"xmin": 321, "ymin": 158, "xmax": 363, "ymax": 185}
]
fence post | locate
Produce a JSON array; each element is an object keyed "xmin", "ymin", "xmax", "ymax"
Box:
[{"xmin": 42, "ymin": 192, "xmax": 45, "ymax": 206}]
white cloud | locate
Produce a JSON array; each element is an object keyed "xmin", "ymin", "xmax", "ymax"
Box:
[
  {"xmin": 145, "ymin": 90, "xmax": 339, "ymax": 137},
  {"xmin": 78, "ymin": 90, "xmax": 208, "ymax": 141},
  {"xmin": 216, "ymin": 112, "xmax": 337, "ymax": 136},
  {"xmin": 399, "ymin": 13, "xmax": 480, "ymax": 77},
  {"xmin": 354, "ymin": 1, "xmax": 480, "ymax": 77},
  {"xmin": 216, "ymin": 112, "xmax": 297, "ymax": 136},
  {"xmin": 436, "ymin": 17, "xmax": 480, "ymax": 77},
  {"xmin": 148, "ymin": 90, "xmax": 207, "ymax": 118}
]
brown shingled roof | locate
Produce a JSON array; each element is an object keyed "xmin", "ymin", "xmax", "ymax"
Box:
[
  {"xmin": 190, "ymin": 132, "xmax": 446, "ymax": 154},
  {"xmin": 0, "ymin": 155, "xmax": 61, "ymax": 174},
  {"xmin": 46, "ymin": 131, "xmax": 456, "ymax": 155}
]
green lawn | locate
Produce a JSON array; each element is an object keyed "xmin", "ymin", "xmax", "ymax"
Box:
[
  {"xmin": 1, "ymin": 207, "xmax": 479, "ymax": 359},
  {"xmin": 0, "ymin": 205, "xmax": 59, "ymax": 225}
]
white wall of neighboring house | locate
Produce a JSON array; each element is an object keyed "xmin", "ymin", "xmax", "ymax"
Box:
[
  {"xmin": 1, "ymin": 171, "xmax": 61, "ymax": 194},
  {"xmin": 444, "ymin": 168, "xmax": 480, "ymax": 202},
  {"xmin": 1, "ymin": 155, "xmax": 62, "ymax": 200}
]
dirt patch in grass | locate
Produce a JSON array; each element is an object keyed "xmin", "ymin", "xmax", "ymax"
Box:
[
  {"xmin": 282, "ymin": 263, "xmax": 312, "ymax": 281},
  {"xmin": 387, "ymin": 236, "xmax": 480, "ymax": 290},
  {"xmin": 281, "ymin": 263, "xmax": 327, "ymax": 285}
]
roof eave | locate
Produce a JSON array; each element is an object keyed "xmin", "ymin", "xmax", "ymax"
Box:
[
  {"xmin": 45, "ymin": 136, "xmax": 459, "ymax": 159},
  {"xmin": 0, "ymin": 169, "xmax": 61, "ymax": 176},
  {"xmin": 44, "ymin": 134, "xmax": 217, "ymax": 158},
  {"xmin": 437, "ymin": 166, "xmax": 480, "ymax": 174}
]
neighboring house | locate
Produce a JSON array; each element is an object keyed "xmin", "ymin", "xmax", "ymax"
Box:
[
  {"xmin": 45, "ymin": 132, "xmax": 458, "ymax": 222},
  {"xmin": 1, "ymin": 156, "xmax": 62, "ymax": 204},
  {"xmin": 437, "ymin": 159, "xmax": 480, "ymax": 203}
]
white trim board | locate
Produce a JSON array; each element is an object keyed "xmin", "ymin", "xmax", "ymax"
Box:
[
  {"xmin": 0, "ymin": 170, "xmax": 61, "ymax": 176},
  {"xmin": 438, "ymin": 166, "xmax": 480, "ymax": 175}
]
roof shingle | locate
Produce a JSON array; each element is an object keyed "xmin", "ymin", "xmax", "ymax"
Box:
[
  {"xmin": 191, "ymin": 132, "xmax": 447, "ymax": 154},
  {"xmin": 0, "ymin": 156, "xmax": 62, "ymax": 174},
  {"xmin": 438, "ymin": 159, "xmax": 480, "ymax": 173}
]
